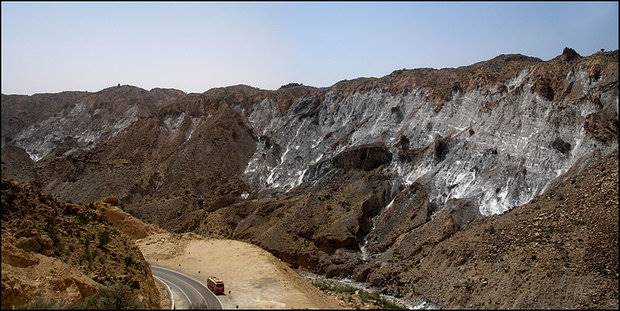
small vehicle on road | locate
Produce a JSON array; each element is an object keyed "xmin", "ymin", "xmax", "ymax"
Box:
[{"xmin": 207, "ymin": 276, "xmax": 225, "ymax": 295}]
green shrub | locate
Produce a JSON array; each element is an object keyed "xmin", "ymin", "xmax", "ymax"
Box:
[
  {"xmin": 311, "ymin": 280, "xmax": 357, "ymax": 293},
  {"xmin": 44, "ymin": 219, "xmax": 58, "ymax": 242},
  {"xmin": 124, "ymin": 255, "xmax": 135, "ymax": 267},
  {"xmin": 85, "ymin": 248, "xmax": 94, "ymax": 263},
  {"xmin": 377, "ymin": 298, "xmax": 406, "ymax": 310},
  {"xmin": 77, "ymin": 213, "xmax": 90, "ymax": 225},
  {"xmin": 358, "ymin": 289, "xmax": 405, "ymax": 309},
  {"xmin": 97, "ymin": 230, "xmax": 110, "ymax": 247},
  {"xmin": 0, "ymin": 193, "xmax": 8, "ymax": 209}
]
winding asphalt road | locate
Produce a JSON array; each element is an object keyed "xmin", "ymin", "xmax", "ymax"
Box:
[{"xmin": 151, "ymin": 264, "xmax": 223, "ymax": 309}]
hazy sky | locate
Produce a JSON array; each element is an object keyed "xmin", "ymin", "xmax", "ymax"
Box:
[{"xmin": 2, "ymin": 2, "xmax": 618, "ymax": 95}]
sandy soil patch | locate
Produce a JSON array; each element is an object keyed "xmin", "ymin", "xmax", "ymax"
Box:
[{"xmin": 137, "ymin": 233, "xmax": 342, "ymax": 309}]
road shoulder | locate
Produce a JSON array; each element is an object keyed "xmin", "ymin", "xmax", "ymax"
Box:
[{"xmin": 153, "ymin": 274, "xmax": 173, "ymax": 309}]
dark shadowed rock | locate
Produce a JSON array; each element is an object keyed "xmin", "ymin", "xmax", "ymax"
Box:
[
  {"xmin": 584, "ymin": 109, "xmax": 619, "ymax": 144},
  {"xmin": 332, "ymin": 143, "xmax": 393, "ymax": 171},
  {"xmin": 561, "ymin": 47, "xmax": 581, "ymax": 62},
  {"xmin": 433, "ymin": 136, "xmax": 449, "ymax": 162},
  {"xmin": 551, "ymin": 138, "xmax": 572, "ymax": 155}
]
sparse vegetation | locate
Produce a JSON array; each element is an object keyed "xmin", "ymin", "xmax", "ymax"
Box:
[
  {"xmin": 23, "ymin": 298, "xmax": 64, "ymax": 309},
  {"xmin": 77, "ymin": 212, "xmax": 90, "ymax": 225},
  {"xmin": 43, "ymin": 216, "xmax": 66, "ymax": 256},
  {"xmin": 72, "ymin": 283, "xmax": 143, "ymax": 309},
  {"xmin": 2, "ymin": 179, "xmax": 161, "ymax": 309},
  {"xmin": 358, "ymin": 290, "xmax": 405, "ymax": 309},
  {"xmin": 279, "ymin": 82, "xmax": 303, "ymax": 89},
  {"xmin": 312, "ymin": 280, "xmax": 357, "ymax": 293},
  {"xmin": 0, "ymin": 192, "xmax": 9, "ymax": 209},
  {"xmin": 124, "ymin": 255, "xmax": 135, "ymax": 267},
  {"xmin": 81, "ymin": 249, "xmax": 93, "ymax": 266},
  {"xmin": 311, "ymin": 279, "xmax": 406, "ymax": 309},
  {"xmin": 97, "ymin": 230, "xmax": 110, "ymax": 247}
]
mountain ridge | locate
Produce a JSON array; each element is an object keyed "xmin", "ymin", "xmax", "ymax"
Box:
[{"xmin": 4, "ymin": 48, "xmax": 614, "ymax": 98}]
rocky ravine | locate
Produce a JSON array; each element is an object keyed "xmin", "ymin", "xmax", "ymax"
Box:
[{"xmin": 1, "ymin": 48, "xmax": 618, "ymax": 308}]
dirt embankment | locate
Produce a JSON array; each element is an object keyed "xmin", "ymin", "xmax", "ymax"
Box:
[
  {"xmin": 137, "ymin": 232, "xmax": 344, "ymax": 309},
  {"xmin": 95, "ymin": 198, "xmax": 164, "ymax": 239}
]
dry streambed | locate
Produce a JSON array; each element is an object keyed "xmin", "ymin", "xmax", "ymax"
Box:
[{"xmin": 301, "ymin": 271, "xmax": 438, "ymax": 309}]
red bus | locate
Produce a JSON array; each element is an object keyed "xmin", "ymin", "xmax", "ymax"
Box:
[{"xmin": 207, "ymin": 277, "xmax": 225, "ymax": 295}]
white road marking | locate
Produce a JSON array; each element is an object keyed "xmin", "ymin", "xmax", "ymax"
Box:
[
  {"xmin": 154, "ymin": 275, "xmax": 175, "ymax": 310},
  {"xmin": 152, "ymin": 265, "xmax": 223, "ymax": 309},
  {"xmin": 164, "ymin": 270, "xmax": 208, "ymax": 306},
  {"xmin": 157, "ymin": 273, "xmax": 192, "ymax": 306}
]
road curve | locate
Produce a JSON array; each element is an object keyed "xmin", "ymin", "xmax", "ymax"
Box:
[{"xmin": 151, "ymin": 264, "xmax": 223, "ymax": 310}]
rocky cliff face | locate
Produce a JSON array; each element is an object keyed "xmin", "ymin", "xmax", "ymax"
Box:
[
  {"xmin": 1, "ymin": 86, "xmax": 184, "ymax": 161},
  {"xmin": 1, "ymin": 48, "xmax": 618, "ymax": 308},
  {"xmin": 243, "ymin": 49, "xmax": 617, "ymax": 216}
]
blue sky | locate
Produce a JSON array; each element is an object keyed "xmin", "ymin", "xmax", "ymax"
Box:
[{"xmin": 1, "ymin": 2, "xmax": 618, "ymax": 95}]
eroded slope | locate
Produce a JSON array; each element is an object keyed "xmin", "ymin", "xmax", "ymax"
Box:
[{"xmin": 0, "ymin": 179, "xmax": 161, "ymax": 309}]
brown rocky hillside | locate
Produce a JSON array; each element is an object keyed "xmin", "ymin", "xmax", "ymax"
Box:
[
  {"xmin": 0, "ymin": 179, "xmax": 161, "ymax": 309},
  {"xmin": 357, "ymin": 151, "xmax": 619, "ymax": 309}
]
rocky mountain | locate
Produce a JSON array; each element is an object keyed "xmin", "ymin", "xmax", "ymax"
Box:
[
  {"xmin": 1, "ymin": 48, "xmax": 618, "ymax": 308},
  {"xmin": 363, "ymin": 150, "xmax": 618, "ymax": 309},
  {"xmin": 0, "ymin": 179, "xmax": 162, "ymax": 309},
  {"xmin": 1, "ymin": 86, "xmax": 184, "ymax": 162}
]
